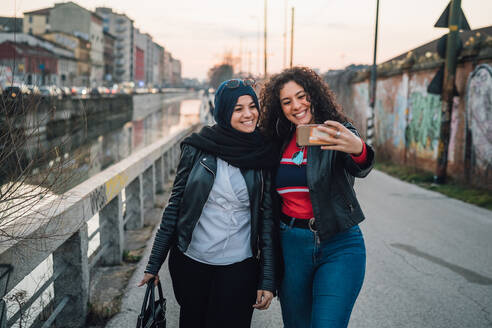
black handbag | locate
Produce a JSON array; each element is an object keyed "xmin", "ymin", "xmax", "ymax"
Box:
[{"xmin": 136, "ymin": 278, "xmax": 166, "ymax": 328}]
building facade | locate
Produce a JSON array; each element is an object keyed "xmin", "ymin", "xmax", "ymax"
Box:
[
  {"xmin": 103, "ymin": 31, "xmax": 116, "ymax": 85},
  {"xmin": 42, "ymin": 31, "xmax": 90, "ymax": 86},
  {"xmin": 0, "ymin": 17, "xmax": 23, "ymax": 33},
  {"xmin": 171, "ymin": 57, "xmax": 182, "ymax": 87},
  {"xmin": 96, "ymin": 7, "xmax": 134, "ymax": 83},
  {"xmin": 49, "ymin": 2, "xmax": 104, "ymax": 86},
  {"xmin": 162, "ymin": 50, "xmax": 172, "ymax": 87},
  {"xmin": 134, "ymin": 28, "xmax": 147, "ymax": 85},
  {"xmin": 23, "ymin": 8, "xmax": 50, "ymax": 35},
  {"xmin": 155, "ymin": 43, "xmax": 164, "ymax": 86},
  {"xmin": 0, "ymin": 41, "xmax": 57, "ymax": 85},
  {"xmin": 0, "ymin": 32, "xmax": 77, "ymax": 86}
]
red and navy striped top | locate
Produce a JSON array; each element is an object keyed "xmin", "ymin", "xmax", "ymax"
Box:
[{"xmin": 275, "ymin": 134, "xmax": 368, "ymax": 220}]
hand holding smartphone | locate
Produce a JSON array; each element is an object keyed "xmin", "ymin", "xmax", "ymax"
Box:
[{"xmin": 296, "ymin": 124, "xmax": 334, "ymax": 146}]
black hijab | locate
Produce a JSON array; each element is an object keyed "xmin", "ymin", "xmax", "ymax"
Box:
[{"xmin": 182, "ymin": 80, "xmax": 278, "ymax": 169}]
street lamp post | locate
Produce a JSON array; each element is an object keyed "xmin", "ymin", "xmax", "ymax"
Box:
[
  {"xmin": 284, "ymin": 0, "xmax": 288, "ymax": 69},
  {"xmin": 264, "ymin": 0, "xmax": 268, "ymax": 78},
  {"xmin": 290, "ymin": 7, "xmax": 295, "ymax": 68},
  {"xmin": 367, "ymin": 0, "xmax": 380, "ymax": 147},
  {"xmin": 435, "ymin": 0, "xmax": 462, "ymax": 183}
]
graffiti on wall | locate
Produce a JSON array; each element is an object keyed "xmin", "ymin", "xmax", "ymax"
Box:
[
  {"xmin": 90, "ymin": 185, "xmax": 107, "ymax": 215},
  {"xmin": 105, "ymin": 173, "xmax": 128, "ymax": 201},
  {"xmin": 366, "ymin": 75, "xmax": 409, "ymax": 149},
  {"xmin": 392, "ymin": 75, "xmax": 408, "ymax": 148},
  {"xmin": 353, "ymin": 82, "xmax": 370, "ymax": 137},
  {"xmin": 406, "ymin": 91, "xmax": 442, "ymax": 152},
  {"xmin": 466, "ymin": 64, "xmax": 492, "ymax": 174}
]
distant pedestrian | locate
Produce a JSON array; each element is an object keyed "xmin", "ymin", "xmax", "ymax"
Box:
[
  {"xmin": 139, "ymin": 79, "xmax": 278, "ymax": 328},
  {"xmin": 259, "ymin": 67, "xmax": 375, "ymax": 328}
]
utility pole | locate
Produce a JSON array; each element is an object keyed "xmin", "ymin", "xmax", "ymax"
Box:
[
  {"xmin": 367, "ymin": 0, "xmax": 380, "ymax": 147},
  {"xmin": 239, "ymin": 37, "xmax": 243, "ymax": 74},
  {"xmin": 264, "ymin": 0, "xmax": 268, "ymax": 78},
  {"xmin": 435, "ymin": 0, "xmax": 462, "ymax": 183},
  {"xmin": 248, "ymin": 50, "xmax": 252, "ymax": 76},
  {"xmin": 290, "ymin": 7, "xmax": 295, "ymax": 68},
  {"xmin": 283, "ymin": 0, "xmax": 288, "ymax": 69},
  {"xmin": 257, "ymin": 19, "xmax": 261, "ymax": 76}
]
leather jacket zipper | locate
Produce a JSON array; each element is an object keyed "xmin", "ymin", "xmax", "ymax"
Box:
[
  {"xmin": 260, "ymin": 171, "xmax": 264, "ymax": 203},
  {"xmin": 336, "ymin": 178, "xmax": 354, "ymax": 213},
  {"xmin": 199, "ymin": 161, "xmax": 215, "ymax": 177}
]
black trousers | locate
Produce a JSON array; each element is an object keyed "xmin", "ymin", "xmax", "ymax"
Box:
[{"xmin": 169, "ymin": 247, "xmax": 258, "ymax": 328}]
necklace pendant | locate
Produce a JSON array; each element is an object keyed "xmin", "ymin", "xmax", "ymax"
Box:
[{"xmin": 292, "ymin": 150, "xmax": 304, "ymax": 166}]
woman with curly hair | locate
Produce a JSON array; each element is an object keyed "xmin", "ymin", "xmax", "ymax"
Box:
[{"xmin": 259, "ymin": 67, "xmax": 374, "ymax": 328}]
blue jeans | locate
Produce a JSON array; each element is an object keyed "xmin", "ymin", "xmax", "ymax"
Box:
[{"xmin": 279, "ymin": 221, "xmax": 366, "ymax": 328}]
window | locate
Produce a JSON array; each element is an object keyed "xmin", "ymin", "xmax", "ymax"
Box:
[
  {"xmin": 46, "ymin": 16, "xmax": 49, "ymax": 24},
  {"xmin": 29, "ymin": 16, "xmax": 32, "ymax": 23},
  {"xmin": 29, "ymin": 27, "xmax": 32, "ymax": 34}
]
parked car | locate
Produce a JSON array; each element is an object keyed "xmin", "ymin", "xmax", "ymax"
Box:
[
  {"xmin": 89, "ymin": 87, "xmax": 100, "ymax": 96},
  {"xmin": 3, "ymin": 85, "xmax": 30, "ymax": 99},
  {"xmin": 26, "ymin": 85, "xmax": 40, "ymax": 96},
  {"xmin": 39, "ymin": 86, "xmax": 53, "ymax": 97},
  {"xmin": 3, "ymin": 86, "xmax": 22, "ymax": 99},
  {"xmin": 59, "ymin": 86, "xmax": 71, "ymax": 97}
]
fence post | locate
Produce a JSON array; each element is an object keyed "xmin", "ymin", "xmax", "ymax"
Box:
[
  {"xmin": 99, "ymin": 193, "xmax": 124, "ymax": 265},
  {"xmin": 0, "ymin": 264, "xmax": 11, "ymax": 328},
  {"xmin": 125, "ymin": 175, "xmax": 144, "ymax": 229},
  {"xmin": 155, "ymin": 156, "xmax": 165, "ymax": 194},
  {"xmin": 52, "ymin": 224, "xmax": 89, "ymax": 327},
  {"xmin": 0, "ymin": 300, "xmax": 6, "ymax": 328},
  {"xmin": 172, "ymin": 144, "xmax": 179, "ymax": 171},
  {"xmin": 142, "ymin": 165, "xmax": 155, "ymax": 210},
  {"xmin": 163, "ymin": 152, "xmax": 170, "ymax": 184}
]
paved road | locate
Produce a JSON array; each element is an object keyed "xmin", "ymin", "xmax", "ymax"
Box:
[{"xmin": 106, "ymin": 170, "xmax": 492, "ymax": 328}]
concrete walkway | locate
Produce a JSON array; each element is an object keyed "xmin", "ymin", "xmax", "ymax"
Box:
[{"xmin": 106, "ymin": 169, "xmax": 492, "ymax": 328}]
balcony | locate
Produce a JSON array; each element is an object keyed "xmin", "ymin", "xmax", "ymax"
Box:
[{"xmin": 116, "ymin": 26, "xmax": 126, "ymax": 34}]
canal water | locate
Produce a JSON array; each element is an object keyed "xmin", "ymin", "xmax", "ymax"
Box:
[
  {"xmin": 3, "ymin": 93, "xmax": 205, "ymax": 328},
  {"xmin": 64, "ymin": 93, "xmax": 203, "ymax": 192}
]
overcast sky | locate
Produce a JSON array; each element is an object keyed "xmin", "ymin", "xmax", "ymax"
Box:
[{"xmin": 2, "ymin": 0, "xmax": 491, "ymax": 79}]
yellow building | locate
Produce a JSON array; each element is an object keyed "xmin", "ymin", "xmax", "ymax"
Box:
[
  {"xmin": 23, "ymin": 8, "xmax": 51, "ymax": 35},
  {"xmin": 42, "ymin": 31, "xmax": 91, "ymax": 86}
]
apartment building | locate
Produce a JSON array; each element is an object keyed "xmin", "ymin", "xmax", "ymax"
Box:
[{"xmin": 96, "ymin": 7, "xmax": 134, "ymax": 83}]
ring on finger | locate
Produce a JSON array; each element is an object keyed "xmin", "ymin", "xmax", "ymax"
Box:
[{"xmin": 335, "ymin": 130, "xmax": 341, "ymax": 138}]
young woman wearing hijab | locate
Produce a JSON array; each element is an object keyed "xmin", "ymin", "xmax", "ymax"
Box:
[
  {"xmin": 138, "ymin": 79, "xmax": 278, "ymax": 328},
  {"xmin": 259, "ymin": 67, "xmax": 374, "ymax": 328}
]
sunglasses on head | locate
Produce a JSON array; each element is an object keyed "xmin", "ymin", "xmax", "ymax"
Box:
[{"xmin": 225, "ymin": 78, "xmax": 256, "ymax": 89}]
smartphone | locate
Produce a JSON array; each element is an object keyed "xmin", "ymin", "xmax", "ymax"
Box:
[{"xmin": 296, "ymin": 124, "xmax": 333, "ymax": 146}]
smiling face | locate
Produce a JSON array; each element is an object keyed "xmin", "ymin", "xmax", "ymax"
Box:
[
  {"xmin": 230, "ymin": 95, "xmax": 259, "ymax": 133},
  {"xmin": 279, "ymin": 81, "xmax": 313, "ymax": 126}
]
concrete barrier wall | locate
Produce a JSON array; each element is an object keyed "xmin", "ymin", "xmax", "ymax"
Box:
[
  {"xmin": 325, "ymin": 53, "xmax": 492, "ymax": 189},
  {"xmin": 0, "ymin": 117, "xmax": 202, "ymax": 327}
]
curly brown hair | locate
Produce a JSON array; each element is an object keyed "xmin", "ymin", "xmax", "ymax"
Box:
[{"xmin": 259, "ymin": 66, "xmax": 348, "ymax": 141}]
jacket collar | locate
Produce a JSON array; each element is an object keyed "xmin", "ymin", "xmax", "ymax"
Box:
[{"xmin": 200, "ymin": 154, "xmax": 258, "ymax": 205}]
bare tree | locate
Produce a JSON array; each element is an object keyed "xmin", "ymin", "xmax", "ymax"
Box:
[
  {"xmin": 207, "ymin": 64, "xmax": 234, "ymax": 89},
  {"xmin": 0, "ymin": 88, "xmax": 87, "ymax": 246}
]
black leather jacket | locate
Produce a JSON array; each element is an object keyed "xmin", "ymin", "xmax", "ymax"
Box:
[
  {"xmin": 273, "ymin": 122, "xmax": 375, "ymax": 241},
  {"xmin": 145, "ymin": 144, "xmax": 277, "ymax": 293}
]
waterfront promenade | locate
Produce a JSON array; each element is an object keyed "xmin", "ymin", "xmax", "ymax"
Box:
[{"xmin": 106, "ymin": 169, "xmax": 492, "ymax": 328}]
